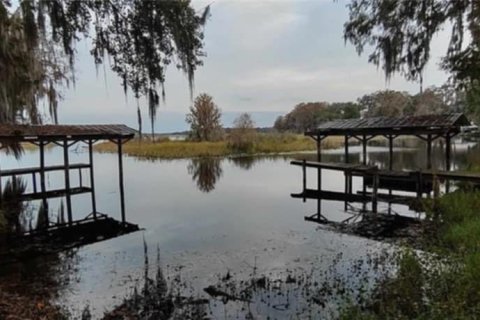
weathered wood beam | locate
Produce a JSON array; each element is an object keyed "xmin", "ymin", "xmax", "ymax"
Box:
[
  {"xmin": 362, "ymin": 135, "xmax": 367, "ymax": 165},
  {"xmin": 39, "ymin": 141, "xmax": 49, "ymax": 227},
  {"xmin": 63, "ymin": 140, "xmax": 73, "ymax": 225},
  {"xmin": 88, "ymin": 140, "xmax": 97, "ymax": 220},
  {"xmin": 344, "ymin": 136, "xmax": 349, "ymax": 164},
  {"xmin": 427, "ymin": 134, "xmax": 432, "ymax": 170},
  {"xmin": 117, "ymin": 138, "xmax": 126, "ymax": 224},
  {"xmin": 388, "ymin": 135, "xmax": 394, "ymax": 171}
]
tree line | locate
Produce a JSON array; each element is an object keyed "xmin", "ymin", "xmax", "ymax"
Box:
[{"xmin": 273, "ymin": 85, "xmax": 468, "ymax": 133}]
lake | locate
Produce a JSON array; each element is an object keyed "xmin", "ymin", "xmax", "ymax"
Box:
[{"xmin": 0, "ymin": 140, "xmax": 477, "ymax": 318}]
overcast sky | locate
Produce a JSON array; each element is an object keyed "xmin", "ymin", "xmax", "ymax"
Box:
[{"xmin": 58, "ymin": 0, "xmax": 451, "ymax": 133}]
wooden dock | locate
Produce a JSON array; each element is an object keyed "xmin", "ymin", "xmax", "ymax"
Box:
[
  {"xmin": 291, "ymin": 159, "xmax": 480, "ymax": 217},
  {"xmin": 291, "ymin": 160, "xmax": 480, "ymax": 184}
]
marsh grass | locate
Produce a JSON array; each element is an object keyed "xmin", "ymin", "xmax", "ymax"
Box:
[{"xmin": 94, "ymin": 133, "xmax": 346, "ymax": 159}]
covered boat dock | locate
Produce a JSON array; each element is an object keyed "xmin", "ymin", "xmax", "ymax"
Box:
[
  {"xmin": 0, "ymin": 124, "xmax": 138, "ymax": 246},
  {"xmin": 305, "ymin": 113, "xmax": 470, "ymax": 170},
  {"xmin": 292, "ymin": 113, "xmax": 480, "ymax": 223}
]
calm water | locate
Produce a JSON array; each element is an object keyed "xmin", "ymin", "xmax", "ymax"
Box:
[{"xmin": 0, "ymin": 141, "xmax": 477, "ymax": 318}]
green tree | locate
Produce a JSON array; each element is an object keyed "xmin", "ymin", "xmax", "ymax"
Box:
[
  {"xmin": 186, "ymin": 93, "xmax": 223, "ymax": 141},
  {"xmin": 344, "ymin": 0, "xmax": 480, "ymax": 116},
  {"xmin": 0, "ymin": 0, "xmax": 209, "ymax": 126}
]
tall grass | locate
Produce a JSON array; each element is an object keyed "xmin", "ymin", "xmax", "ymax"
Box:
[{"xmin": 94, "ymin": 133, "xmax": 345, "ymax": 159}]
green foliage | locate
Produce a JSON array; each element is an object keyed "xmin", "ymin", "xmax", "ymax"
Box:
[
  {"xmin": 344, "ymin": 0, "xmax": 477, "ymax": 83},
  {"xmin": 344, "ymin": 0, "xmax": 480, "ymax": 119},
  {"xmin": 342, "ymin": 190, "xmax": 480, "ymax": 319}
]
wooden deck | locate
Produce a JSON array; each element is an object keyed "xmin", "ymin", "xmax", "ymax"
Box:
[
  {"xmin": 19, "ymin": 186, "xmax": 92, "ymax": 201},
  {"xmin": 290, "ymin": 159, "xmax": 480, "ymax": 218},
  {"xmin": 291, "ymin": 189, "xmax": 367, "ymax": 202},
  {"xmin": 290, "ymin": 160, "xmax": 480, "ymax": 185},
  {"xmin": 0, "ymin": 163, "xmax": 91, "ymax": 177}
]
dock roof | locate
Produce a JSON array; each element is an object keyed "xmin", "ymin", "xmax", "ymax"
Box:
[
  {"xmin": 0, "ymin": 124, "xmax": 136, "ymax": 142},
  {"xmin": 305, "ymin": 113, "xmax": 470, "ymax": 137}
]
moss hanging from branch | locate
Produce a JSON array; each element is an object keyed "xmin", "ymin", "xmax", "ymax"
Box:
[{"xmin": 0, "ymin": 0, "xmax": 209, "ymax": 127}]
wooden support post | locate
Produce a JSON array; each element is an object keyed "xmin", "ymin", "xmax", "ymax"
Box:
[
  {"xmin": 372, "ymin": 168, "xmax": 378, "ymax": 214},
  {"xmin": 63, "ymin": 140, "xmax": 73, "ymax": 225},
  {"xmin": 388, "ymin": 188, "xmax": 392, "ymax": 215},
  {"xmin": 88, "ymin": 140, "xmax": 97, "ymax": 219},
  {"xmin": 118, "ymin": 139, "xmax": 126, "ymax": 224},
  {"xmin": 445, "ymin": 134, "xmax": 452, "ymax": 193},
  {"xmin": 362, "ymin": 175, "xmax": 367, "ymax": 212},
  {"xmin": 39, "ymin": 141, "xmax": 49, "ymax": 227},
  {"xmin": 416, "ymin": 170, "xmax": 423, "ymax": 199},
  {"xmin": 316, "ymin": 135, "xmax": 322, "ymax": 162},
  {"xmin": 427, "ymin": 134, "xmax": 432, "ymax": 170},
  {"xmin": 344, "ymin": 171, "xmax": 350, "ymax": 211},
  {"xmin": 388, "ymin": 135, "xmax": 393, "ymax": 170},
  {"xmin": 348, "ymin": 173, "xmax": 353, "ymax": 194},
  {"xmin": 445, "ymin": 134, "xmax": 451, "ymax": 171},
  {"xmin": 32, "ymin": 172, "xmax": 37, "ymax": 193},
  {"xmin": 344, "ymin": 136, "xmax": 349, "ymax": 164},
  {"xmin": 302, "ymin": 159, "xmax": 306, "ymax": 202},
  {"xmin": 316, "ymin": 136, "xmax": 322, "ymax": 218},
  {"xmin": 317, "ymin": 135, "xmax": 322, "ymax": 192},
  {"xmin": 362, "ymin": 135, "xmax": 367, "ymax": 165}
]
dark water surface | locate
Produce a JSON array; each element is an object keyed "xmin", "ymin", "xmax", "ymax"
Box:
[{"xmin": 0, "ymin": 141, "xmax": 477, "ymax": 318}]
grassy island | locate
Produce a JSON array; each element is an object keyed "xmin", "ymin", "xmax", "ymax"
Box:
[{"xmin": 94, "ymin": 133, "xmax": 345, "ymax": 159}]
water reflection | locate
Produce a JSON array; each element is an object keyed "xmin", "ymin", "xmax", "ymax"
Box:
[
  {"xmin": 0, "ymin": 142, "xmax": 478, "ymax": 317},
  {"xmin": 229, "ymin": 156, "xmax": 256, "ymax": 170},
  {"xmin": 1, "ymin": 177, "xmax": 30, "ymax": 234},
  {"xmin": 187, "ymin": 158, "xmax": 223, "ymax": 193}
]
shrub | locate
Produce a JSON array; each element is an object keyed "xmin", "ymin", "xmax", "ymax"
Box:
[{"xmin": 227, "ymin": 113, "xmax": 256, "ymax": 153}]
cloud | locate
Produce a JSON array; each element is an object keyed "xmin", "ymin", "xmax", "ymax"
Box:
[
  {"xmin": 210, "ymin": 0, "xmax": 305, "ymax": 52},
  {"xmin": 57, "ymin": 0, "xmax": 451, "ymax": 133}
]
